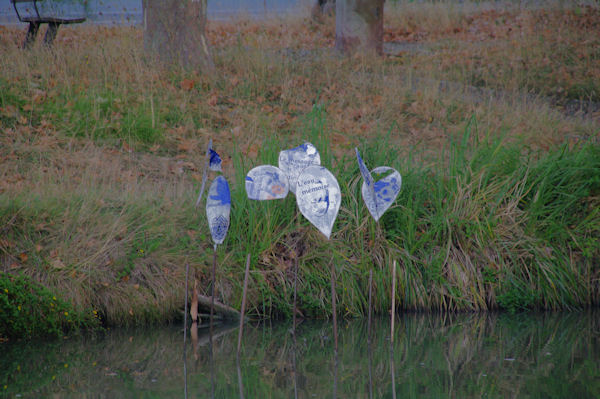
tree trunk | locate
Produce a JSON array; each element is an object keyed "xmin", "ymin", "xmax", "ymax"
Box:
[
  {"xmin": 143, "ymin": 0, "xmax": 212, "ymax": 68},
  {"xmin": 335, "ymin": 0, "xmax": 384, "ymax": 55},
  {"xmin": 311, "ymin": 0, "xmax": 336, "ymax": 21}
]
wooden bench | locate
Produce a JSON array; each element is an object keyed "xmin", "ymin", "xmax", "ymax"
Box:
[{"xmin": 11, "ymin": 0, "xmax": 87, "ymax": 48}]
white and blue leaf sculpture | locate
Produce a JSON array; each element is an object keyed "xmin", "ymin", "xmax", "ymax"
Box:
[
  {"xmin": 356, "ymin": 148, "xmax": 402, "ymax": 222},
  {"xmin": 196, "ymin": 139, "xmax": 223, "ymax": 207},
  {"xmin": 206, "ymin": 175, "xmax": 231, "ymax": 246},
  {"xmin": 296, "ymin": 165, "xmax": 341, "ymax": 239},
  {"xmin": 209, "ymin": 148, "xmax": 222, "ymax": 172},
  {"xmin": 245, "ymin": 165, "xmax": 289, "ymax": 200},
  {"xmin": 278, "ymin": 142, "xmax": 321, "ymax": 194}
]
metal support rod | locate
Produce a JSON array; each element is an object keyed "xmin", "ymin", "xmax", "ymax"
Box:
[
  {"xmin": 367, "ymin": 268, "xmax": 373, "ymax": 342},
  {"xmin": 237, "ymin": 253, "xmax": 251, "ymax": 354},
  {"xmin": 210, "ymin": 244, "xmax": 217, "ymax": 333},
  {"xmin": 184, "ymin": 262, "xmax": 189, "ymax": 341},
  {"xmin": 293, "ymin": 252, "xmax": 298, "ymax": 332},
  {"xmin": 391, "ymin": 260, "xmax": 396, "ymax": 343}
]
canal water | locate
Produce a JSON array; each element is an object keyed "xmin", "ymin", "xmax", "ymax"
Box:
[{"xmin": 1, "ymin": 311, "xmax": 599, "ymax": 398}]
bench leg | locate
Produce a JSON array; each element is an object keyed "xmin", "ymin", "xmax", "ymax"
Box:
[
  {"xmin": 23, "ymin": 22, "xmax": 40, "ymax": 49},
  {"xmin": 43, "ymin": 22, "xmax": 61, "ymax": 46}
]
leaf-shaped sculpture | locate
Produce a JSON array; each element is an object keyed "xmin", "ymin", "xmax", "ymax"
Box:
[
  {"xmin": 296, "ymin": 165, "xmax": 341, "ymax": 239},
  {"xmin": 278, "ymin": 142, "xmax": 321, "ymax": 194},
  {"xmin": 360, "ymin": 164, "xmax": 402, "ymax": 222},
  {"xmin": 206, "ymin": 176, "xmax": 231, "ymax": 246},
  {"xmin": 356, "ymin": 148, "xmax": 378, "ymax": 216},
  {"xmin": 245, "ymin": 165, "xmax": 289, "ymax": 200},
  {"xmin": 195, "ymin": 139, "xmax": 223, "ymax": 207},
  {"xmin": 209, "ymin": 148, "xmax": 222, "ymax": 172}
]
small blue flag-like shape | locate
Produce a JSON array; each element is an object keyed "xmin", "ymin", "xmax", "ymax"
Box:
[
  {"xmin": 209, "ymin": 148, "xmax": 222, "ymax": 172},
  {"xmin": 296, "ymin": 165, "xmax": 341, "ymax": 239},
  {"xmin": 278, "ymin": 142, "xmax": 321, "ymax": 195},
  {"xmin": 245, "ymin": 165, "xmax": 289, "ymax": 200},
  {"xmin": 206, "ymin": 176, "xmax": 231, "ymax": 245},
  {"xmin": 355, "ymin": 148, "xmax": 402, "ymax": 222}
]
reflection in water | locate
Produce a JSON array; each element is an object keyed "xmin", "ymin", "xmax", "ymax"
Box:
[
  {"xmin": 236, "ymin": 352, "xmax": 244, "ymax": 399},
  {"xmin": 291, "ymin": 330, "xmax": 299, "ymax": 399},
  {"xmin": 1, "ymin": 312, "xmax": 599, "ymax": 398},
  {"xmin": 332, "ymin": 350, "xmax": 338, "ymax": 399},
  {"xmin": 368, "ymin": 338, "xmax": 374, "ymax": 399},
  {"xmin": 390, "ymin": 339, "xmax": 397, "ymax": 399},
  {"xmin": 209, "ymin": 327, "xmax": 215, "ymax": 399}
]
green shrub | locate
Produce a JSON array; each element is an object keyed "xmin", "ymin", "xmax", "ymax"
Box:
[{"xmin": 0, "ymin": 273, "xmax": 100, "ymax": 340}]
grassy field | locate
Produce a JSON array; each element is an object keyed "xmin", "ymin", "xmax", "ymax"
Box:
[{"xmin": 1, "ymin": 1, "xmax": 599, "ymax": 336}]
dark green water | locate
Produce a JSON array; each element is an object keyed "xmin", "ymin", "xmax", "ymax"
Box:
[{"xmin": 1, "ymin": 312, "xmax": 599, "ymax": 398}]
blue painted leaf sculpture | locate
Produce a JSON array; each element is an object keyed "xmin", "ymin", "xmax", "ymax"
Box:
[
  {"xmin": 278, "ymin": 142, "xmax": 321, "ymax": 194},
  {"xmin": 245, "ymin": 165, "xmax": 289, "ymax": 200},
  {"xmin": 209, "ymin": 148, "xmax": 222, "ymax": 172},
  {"xmin": 296, "ymin": 165, "xmax": 341, "ymax": 239},
  {"xmin": 195, "ymin": 139, "xmax": 222, "ymax": 207},
  {"xmin": 356, "ymin": 148, "xmax": 401, "ymax": 222},
  {"xmin": 206, "ymin": 176, "xmax": 231, "ymax": 246}
]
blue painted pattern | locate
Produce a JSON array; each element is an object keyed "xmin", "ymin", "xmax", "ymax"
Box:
[
  {"xmin": 209, "ymin": 176, "xmax": 231, "ymax": 205},
  {"xmin": 209, "ymin": 149, "xmax": 222, "ymax": 172},
  {"xmin": 245, "ymin": 165, "xmax": 289, "ymax": 200},
  {"xmin": 206, "ymin": 176, "xmax": 231, "ymax": 245}
]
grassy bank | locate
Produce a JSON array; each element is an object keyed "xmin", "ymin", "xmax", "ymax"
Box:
[{"xmin": 1, "ymin": 1, "xmax": 599, "ymax": 337}]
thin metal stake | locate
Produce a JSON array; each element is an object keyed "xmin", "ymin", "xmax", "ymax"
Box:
[
  {"xmin": 293, "ymin": 252, "xmax": 298, "ymax": 332},
  {"xmin": 210, "ymin": 244, "xmax": 217, "ymax": 333},
  {"xmin": 391, "ymin": 260, "xmax": 396, "ymax": 343},
  {"xmin": 367, "ymin": 268, "xmax": 373, "ymax": 343},
  {"xmin": 237, "ymin": 253, "xmax": 251, "ymax": 354},
  {"xmin": 184, "ymin": 262, "xmax": 189, "ymax": 341}
]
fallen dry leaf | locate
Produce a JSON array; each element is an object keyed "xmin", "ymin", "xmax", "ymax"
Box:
[
  {"xmin": 51, "ymin": 259, "xmax": 66, "ymax": 269},
  {"xmin": 208, "ymin": 94, "xmax": 218, "ymax": 106},
  {"xmin": 181, "ymin": 78, "xmax": 195, "ymax": 91}
]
